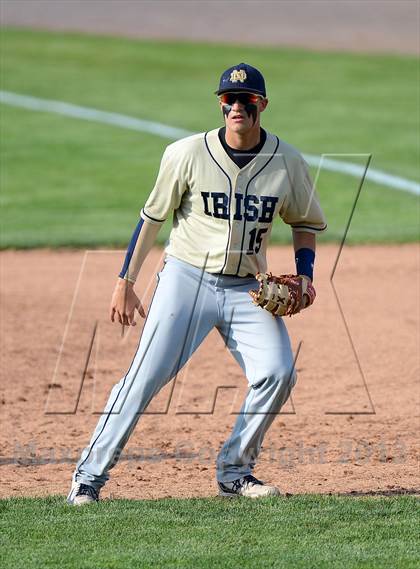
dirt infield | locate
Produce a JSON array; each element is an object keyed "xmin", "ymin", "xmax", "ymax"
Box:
[{"xmin": 0, "ymin": 246, "xmax": 418, "ymax": 499}]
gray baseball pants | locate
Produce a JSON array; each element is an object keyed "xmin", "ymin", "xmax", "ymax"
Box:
[{"xmin": 74, "ymin": 255, "xmax": 296, "ymax": 489}]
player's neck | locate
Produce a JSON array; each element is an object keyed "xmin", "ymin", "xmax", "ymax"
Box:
[{"xmin": 225, "ymin": 123, "xmax": 261, "ymax": 150}]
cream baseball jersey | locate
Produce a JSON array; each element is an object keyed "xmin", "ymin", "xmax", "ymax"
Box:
[{"xmin": 141, "ymin": 128, "xmax": 327, "ymax": 277}]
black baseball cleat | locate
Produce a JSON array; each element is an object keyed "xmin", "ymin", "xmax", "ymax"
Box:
[
  {"xmin": 67, "ymin": 482, "xmax": 100, "ymax": 506},
  {"xmin": 218, "ymin": 474, "xmax": 280, "ymax": 498}
]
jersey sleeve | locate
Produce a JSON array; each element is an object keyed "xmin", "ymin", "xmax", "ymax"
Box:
[
  {"xmin": 280, "ymin": 156, "xmax": 327, "ymax": 234},
  {"xmin": 140, "ymin": 145, "xmax": 188, "ymax": 225}
]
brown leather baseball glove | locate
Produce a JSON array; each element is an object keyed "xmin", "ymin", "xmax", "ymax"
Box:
[{"xmin": 249, "ymin": 273, "xmax": 316, "ymax": 317}]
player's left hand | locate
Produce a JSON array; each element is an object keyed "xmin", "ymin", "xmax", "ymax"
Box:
[{"xmin": 249, "ymin": 273, "xmax": 316, "ymax": 317}]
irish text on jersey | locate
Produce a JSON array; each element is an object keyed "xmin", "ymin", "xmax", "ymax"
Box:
[{"xmin": 201, "ymin": 192, "xmax": 279, "ymax": 223}]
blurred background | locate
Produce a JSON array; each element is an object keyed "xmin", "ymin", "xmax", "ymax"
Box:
[{"xmin": 1, "ymin": 0, "xmax": 419, "ymax": 247}]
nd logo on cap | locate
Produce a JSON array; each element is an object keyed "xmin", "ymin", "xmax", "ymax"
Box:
[
  {"xmin": 230, "ymin": 69, "xmax": 247, "ymax": 83},
  {"xmin": 215, "ymin": 63, "xmax": 266, "ymax": 97}
]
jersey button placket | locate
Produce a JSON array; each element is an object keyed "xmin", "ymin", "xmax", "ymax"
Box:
[{"xmin": 229, "ymin": 174, "xmax": 242, "ymax": 271}]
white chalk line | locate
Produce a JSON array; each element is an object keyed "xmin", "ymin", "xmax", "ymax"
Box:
[{"xmin": 1, "ymin": 90, "xmax": 419, "ymax": 196}]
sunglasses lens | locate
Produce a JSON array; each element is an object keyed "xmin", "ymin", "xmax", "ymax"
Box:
[
  {"xmin": 220, "ymin": 93, "xmax": 235, "ymax": 105},
  {"xmin": 221, "ymin": 93, "xmax": 260, "ymax": 105},
  {"xmin": 247, "ymin": 94, "xmax": 260, "ymax": 104}
]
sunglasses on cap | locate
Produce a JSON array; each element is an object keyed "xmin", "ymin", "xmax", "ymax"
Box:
[{"xmin": 219, "ymin": 92, "xmax": 262, "ymax": 106}]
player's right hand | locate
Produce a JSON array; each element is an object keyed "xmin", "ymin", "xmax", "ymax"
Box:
[{"xmin": 109, "ymin": 278, "xmax": 146, "ymax": 326}]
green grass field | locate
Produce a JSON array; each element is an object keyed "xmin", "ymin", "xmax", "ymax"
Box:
[
  {"xmin": 0, "ymin": 496, "xmax": 418, "ymax": 568},
  {"xmin": 0, "ymin": 28, "xmax": 419, "ymax": 247}
]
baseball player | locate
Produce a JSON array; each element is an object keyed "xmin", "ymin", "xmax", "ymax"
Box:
[{"xmin": 67, "ymin": 63, "xmax": 326, "ymax": 505}]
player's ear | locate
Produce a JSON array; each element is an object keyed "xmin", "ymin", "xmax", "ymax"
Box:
[{"xmin": 259, "ymin": 98, "xmax": 268, "ymax": 112}]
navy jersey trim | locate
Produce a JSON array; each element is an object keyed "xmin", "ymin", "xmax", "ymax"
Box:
[
  {"xmin": 142, "ymin": 209, "xmax": 166, "ymax": 224},
  {"xmin": 291, "ymin": 223, "xmax": 328, "ymax": 232},
  {"xmin": 235, "ymin": 136, "xmax": 280, "ymax": 275},
  {"xmin": 204, "ymin": 131, "xmax": 232, "ymax": 274}
]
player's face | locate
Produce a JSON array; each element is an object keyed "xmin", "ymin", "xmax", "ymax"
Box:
[{"xmin": 219, "ymin": 92, "xmax": 268, "ymax": 133}]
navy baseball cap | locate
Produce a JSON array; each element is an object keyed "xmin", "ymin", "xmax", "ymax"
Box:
[{"xmin": 215, "ymin": 63, "xmax": 266, "ymax": 97}]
